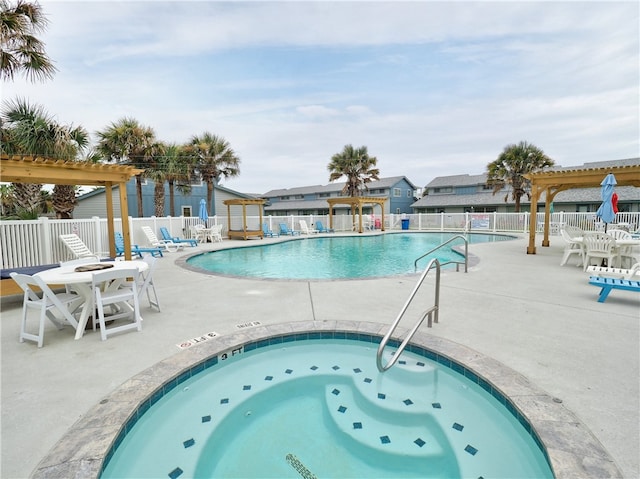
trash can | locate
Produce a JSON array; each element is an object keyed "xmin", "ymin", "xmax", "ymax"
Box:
[
  {"xmin": 374, "ymin": 218, "xmax": 381, "ymax": 229},
  {"xmin": 401, "ymin": 218, "xmax": 410, "ymax": 230}
]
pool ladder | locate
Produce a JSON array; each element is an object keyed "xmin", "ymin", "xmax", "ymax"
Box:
[
  {"xmin": 376, "ymin": 258, "xmax": 441, "ymax": 372},
  {"xmin": 414, "ymin": 234, "xmax": 468, "ymax": 273}
]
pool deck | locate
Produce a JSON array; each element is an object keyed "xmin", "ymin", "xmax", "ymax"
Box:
[{"xmin": 1, "ymin": 233, "xmax": 638, "ymax": 478}]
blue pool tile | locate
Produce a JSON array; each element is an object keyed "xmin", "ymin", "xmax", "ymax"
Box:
[
  {"xmin": 353, "ymin": 368, "xmax": 362, "ymax": 373},
  {"xmin": 338, "ymin": 406, "xmax": 347, "ymax": 413},
  {"xmin": 364, "ymin": 378, "xmax": 372, "ymax": 383},
  {"xmin": 220, "ymin": 398, "xmax": 229, "ymax": 404},
  {"xmin": 332, "ymin": 388, "xmax": 340, "ymax": 395},
  {"xmin": 380, "ymin": 435, "xmax": 391, "ymax": 444},
  {"xmin": 310, "ymin": 365, "xmax": 318, "ymax": 370},
  {"xmin": 264, "ymin": 375, "xmax": 273, "ymax": 381},
  {"xmin": 201, "ymin": 415, "xmax": 211, "ymax": 423},
  {"xmin": 403, "ymin": 399, "xmax": 413, "ymax": 405},
  {"xmin": 432, "ymin": 402, "xmax": 442, "ymax": 409},
  {"xmin": 332, "ymin": 365, "xmax": 340, "ymax": 370},
  {"xmin": 416, "ymin": 361, "xmax": 425, "ymax": 367},
  {"xmin": 183, "ymin": 438, "xmax": 195, "ymax": 448},
  {"xmin": 285, "ymin": 369, "xmax": 293, "ymax": 374},
  {"xmin": 399, "ymin": 360, "xmax": 407, "ymax": 365},
  {"xmin": 243, "ymin": 385, "xmax": 251, "ymax": 391},
  {"xmin": 353, "ymin": 422, "xmax": 362, "ymax": 429},
  {"xmin": 465, "ymin": 444, "xmax": 478, "ymax": 455},
  {"xmin": 377, "ymin": 393, "xmax": 386, "ymax": 400},
  {"xmin": 453, "ymin": 422, "xmax": 464, "ymax": 431},
  {"xmin": 168, "ymin": 467, "xmax": 183, "ymax": 478},
  {"xmin": 414, "ymin": 438, "xmax": 426, "ymax": 447}
]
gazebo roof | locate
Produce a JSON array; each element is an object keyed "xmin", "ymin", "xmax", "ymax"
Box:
[{"xmin": 1, "ymin": 155, "xmax": 143, "ymax": 185}]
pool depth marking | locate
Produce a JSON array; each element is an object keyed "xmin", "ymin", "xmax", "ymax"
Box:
[{"xmin": 177, "ymin": 332, "xmax": 219, "ymax": 350}]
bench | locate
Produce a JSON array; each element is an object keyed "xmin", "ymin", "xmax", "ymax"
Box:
[
  {"xmin": 588, "ymin": 276, "xmax": 640, "ymax": 303},
  {"xmin": 1, "ymin": 264, "xmax": 60, "ymax": 297}
]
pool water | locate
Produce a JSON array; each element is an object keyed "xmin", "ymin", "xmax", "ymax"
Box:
[
  {"xmin": 186, "ymin": 232, "xmax": 514, "ymax": 279},
  {"xmin": 101, "ymin": 339, "xmax": 553, "ymax": 478}
]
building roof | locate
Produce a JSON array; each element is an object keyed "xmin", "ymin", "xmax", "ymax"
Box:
[{"xmin": 262, "ymin": 176, "xmax": 416, "ymax": 197}]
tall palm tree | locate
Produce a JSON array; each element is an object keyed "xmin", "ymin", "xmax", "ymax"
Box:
[
  {"xmin": 1, "ymin": 98, "xmax": 88, "ymax": 217},
  {"xmin": 164, "ymin": 143, "xmax": 192, "ymax": 217},
  {"xmin": 186, "ymin": 132, "xmax": 240, "ymax": 213},
  {"xmin": 0, "ymin": 0, "xmax": 57, "ymax": 82},
  {"xmin": 328, "ymin": 144, "xmax": 380, "ymax": 196},
  {"xmin": 486, "ymin": 141, "xmax": 554, "ymax": 212},
  {"xmin": 143, "ymin": 143, "xmax": 171, "ymax": 217},
  {"xmin": 95, "ymin": 117, "xmax": 159, "ymax": 217}
]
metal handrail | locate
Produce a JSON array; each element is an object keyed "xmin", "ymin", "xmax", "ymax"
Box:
[
  {"xmin": 376, "ymin": 258, "xmax": 441, "ymax": 372},
  {"xmin": 414, "ymin": 234, "xmax": 468, "ymax": 273}
]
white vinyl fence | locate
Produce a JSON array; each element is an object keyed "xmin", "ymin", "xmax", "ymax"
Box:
[{"xmin": 1, "ymin": 212, "xmax": 639, "ymax": 269}]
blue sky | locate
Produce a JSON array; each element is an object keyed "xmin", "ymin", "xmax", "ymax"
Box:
[{"xmin": 4, "ymin": 0, "xmax": 639, "ymax": 194}]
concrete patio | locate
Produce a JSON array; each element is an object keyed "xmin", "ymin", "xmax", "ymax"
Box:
[{"xmin": 1, "ymin": 234, "xmax": 638, "ymax": 478}]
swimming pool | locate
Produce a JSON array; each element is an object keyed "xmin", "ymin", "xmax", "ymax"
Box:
[
  {"xmin": 101, "ymin": 336, "xmax": 553, "ymax": 479},
  {"xmin": 185, "ymin": 232, "xmax": 514, "ymax": 279}
]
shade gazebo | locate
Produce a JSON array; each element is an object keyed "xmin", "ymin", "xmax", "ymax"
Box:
[
  {"xmin": 524, "ymin": 163, "xmax": 640, "ymax": 254},
  {"xmin": 223, "ymin": 198, "xmax": 266, "ymax": 240},
  {"xmin": 1, "ymin": 155, "xmax": 143, "ymax": 259},
  {"xmin": 327, "ymin": 196, "xmax": 386, "ymax": 233}
]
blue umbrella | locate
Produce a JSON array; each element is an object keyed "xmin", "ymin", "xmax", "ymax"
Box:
[
  {"xmin": 596, "ymin": 173, "xmax": 617, "ymax": 231},
  {"xmin": 198, "ymin": 198, "xmax": 209, "ymax": 225}
]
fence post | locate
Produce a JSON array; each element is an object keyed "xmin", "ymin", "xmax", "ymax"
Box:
[
  {"xmin": 92, "ymin": 216, "xmax": 103, "ymax": 255},
  {"xmin": 40, "ymin": 216, "xmax": 53, "ymax": 265},
  {"xmin": 492, "ymin": 211, "xmax": 497, "ymax": 233}
]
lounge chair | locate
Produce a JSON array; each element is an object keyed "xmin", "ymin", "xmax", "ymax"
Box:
[
  {"xmin": 141, "ymin": 226, "xmax": 184, "ymax": 253},
  {"xmin": 279, "ymin": 223, "xmax": 300, "ymax": 236},
  {"xmin": 263, "ymin": 222, "xmax": 279, "ymax": 237},
  {"xmin": 115, "ymin": 232, "xmax": 163, "ymax": 258},
  {"xmin": 586, "ymin": 263, "xmax": 640, "ymax": 280},
  {"xmin": 299, "ymin": 220, "xmax": 318, "ymax": 235},
  {"xmin": 159, "ymin": 227, "xmax": 197, "ymax": 247},
  {"xmin": 315, "ymin": 220, "xmax": 334, "ymax": 233},
  {"xmin": 588, "ymin": 276, "xmax": 640, "ymax": 303},
  {"xmin": 59, "ymin": 234, "xmax": 102, "ymax": 260}
]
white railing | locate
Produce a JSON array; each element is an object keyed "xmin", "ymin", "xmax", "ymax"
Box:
[{"xmin": 1, "ymin": 212, "xmax": 639, "ymax": 269}]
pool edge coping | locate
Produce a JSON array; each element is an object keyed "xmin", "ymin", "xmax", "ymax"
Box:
[{"xmin": 31, "ymin": 320, "xmax": 623, "ymax": 479}]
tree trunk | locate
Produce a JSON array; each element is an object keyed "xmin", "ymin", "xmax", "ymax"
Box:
[
  {"xmin": 136, "ymin": 176, "xmax": 144, "ymax": 217},
  {"xmin": 52, "ymin": 184, "xmax": 77, "ymax": 219},
  {"xmin": 168, "ymin": 180, "xmax": 175, "ymax": 217},
  {"xmin": 154, "ymin": 181, "xmax": 165, "ymax": 217}
]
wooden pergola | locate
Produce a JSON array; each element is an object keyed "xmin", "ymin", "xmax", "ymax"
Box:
[
  {"xmin": 223, "ymin": 198, "xmax": 266, "ymax": 240},
  {"xmin": 1, "ymin": 155, "xmax": 143, "ymax": 259},
  {"xmin": 327, "ymin": 196, "xmax": 386, "ymax": 233},
  {"xmin": 524, "ymin": 164, "xmax": 640, "ymax": 254}
]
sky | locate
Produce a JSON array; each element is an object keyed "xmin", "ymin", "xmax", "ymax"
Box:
[{"xmin": 3, "ymin": 0, "xmax": 639, "ymax": 195}]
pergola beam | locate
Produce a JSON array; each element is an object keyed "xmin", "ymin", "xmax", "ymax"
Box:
[{"xmin": 326, "ymin": 196, "xmax": 386, "ymax": 233}]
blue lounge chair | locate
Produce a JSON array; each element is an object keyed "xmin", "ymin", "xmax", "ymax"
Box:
[
  {"xmin": 315, "ymin": 220, "xmax": 334, "ymax": 233},
  {"xmin": 279, "ymin": 223, "xmax": 300, "ymax": 236},
  {"xmin": 263, "ymin": 223, "xmax": 279, "ymax": 237},
  {"xmin": 115, "ymin": 232, "xmax": 163, "ymax": 258},
  {"xmin": 588, "ymin": 276, "xmax": 640, "ymax": 303},
  {"xmin": 160, "ymin": 227, "xmax": 197, "ymax": 247}
]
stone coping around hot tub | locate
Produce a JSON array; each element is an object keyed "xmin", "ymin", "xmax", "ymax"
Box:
[{"xmin": 31, "ymin": 320, "xmax": 622, "ymax": 479}]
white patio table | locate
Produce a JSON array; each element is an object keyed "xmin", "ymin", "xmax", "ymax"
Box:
[{"xmin": 34, "ymin": 260, "xmax": 148, "ymax": 340}]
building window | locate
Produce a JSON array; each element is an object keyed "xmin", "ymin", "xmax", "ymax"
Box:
[
  {"xmin": 407, "ymin": 190, "xmax": 413, "ymax": 198},
  {"xmin": 280, "ymin": 196, "xmax": 290, "ymax": 200},
  {"xmin": 433, "ymin": 187, "xmax": 452, "ymax": 194},
  {"xmin": 318, "ymin": 193, "xmax": 330, "ymax": 198},
  {"xmin": 181, "ymin": 206, "xmax": 192, "ymax": 217},
  {"xmin": 393, "ymin": 188, "xmax": 401, "ymax": 197}
]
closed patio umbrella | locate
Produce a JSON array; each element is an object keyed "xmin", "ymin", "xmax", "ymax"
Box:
[
  {"xmin": 199, "ymin": 198, "xmax": 209, "ymax": 225},
  {"xmin": 596, "ymin": 173, "xmax": 617, "ymax": 232}
]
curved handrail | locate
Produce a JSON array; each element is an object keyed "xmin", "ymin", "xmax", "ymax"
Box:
[
  {"xmin": 376, "ymin": 258, "xmax": 440, "ymax": 372},
  {"xmin": 414, "ymin": 234, "xmax": 468, "ymax": 273}
]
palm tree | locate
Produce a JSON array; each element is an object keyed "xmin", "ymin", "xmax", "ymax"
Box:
[
  {"xmin": 328, "ymin": 144, "xmax": 380, "ymax": 196},
  {"xmin": 95, "ymin": 117, "xmax": 159, "ymax": 217},
  {"xmin": 0, "ymin": 0, "xmax": 57, "ymax": 82},
  {"xmin": 164, "ymin": 143, "xmax": 192, "ymax": 217},
  {"xmin": 144, "ymin": 143, "xmax": 171, "ymax": 217},
  {"xmin": 186, "ymin": 132, "xmax": 240, "ymax": 213},
  {"xmin": 1, "ymin": 98, "xmax": 88, "ymax": 218},
  {"xmin": 486, "ymin": 141, "xmax": 554, "ymax": 212}
]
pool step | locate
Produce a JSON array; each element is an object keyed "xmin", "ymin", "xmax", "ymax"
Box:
[{"xmin": 325, "ymin": 382, "xmax": 451, "ymax": 459}]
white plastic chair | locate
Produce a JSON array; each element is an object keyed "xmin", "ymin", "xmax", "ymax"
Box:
[
  {"xmin": 299, "ymin": 220, "xmax": 318, "ymax": 235},
  {"xmin": 582, "ymin": 232, "xmax": 617, "ymax": 271},
  {"xmin": 59, "ymin": 234, "xmax": 101, "ymax": 260},
  {"xmin": 559, "ymin": 226, "xmax": 584, "ymax": 267},
  {"xmin": 10, "ymin": 272, "xmax": 82, "ymax": 347},
  {"xmin": 129, "ymin": 255, "xmax": 160, "ymax": 312},
  {"xmin": 209, "ymin": 224, "xmax": 223, "ymax": 242},
  {"xmin": 91, "ymin": 267, "xmax": 142, "ymax": 341},
  {"xmin": 191, "ymin": 224, "xmax": 207, "ymax": 243},
  {"xmin": 141, "ymin": 226, "xmax": 183, "ymax": 253}
]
